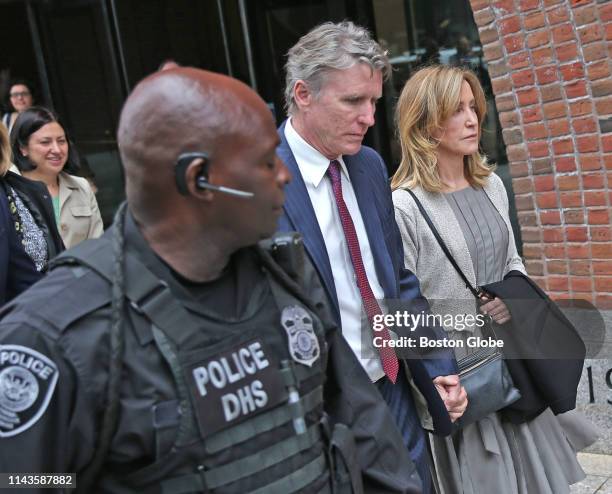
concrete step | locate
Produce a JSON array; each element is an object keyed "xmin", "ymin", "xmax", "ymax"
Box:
[{"xmin": 579, "ymin": 453, "xmax": 612, "ymax": 477}]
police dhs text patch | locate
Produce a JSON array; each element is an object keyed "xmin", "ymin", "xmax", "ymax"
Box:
[
  {"xmin": 187, "ymin": 339, "xmax": 285, "ymax": 438},
  {"xmin": 0, "ymin": 345, "xmax": 59, "ymax": 437}
]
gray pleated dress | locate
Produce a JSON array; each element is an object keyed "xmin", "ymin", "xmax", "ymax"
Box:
[{"xmin": 429, "ymin": 186, "xmax": 598, "ymax": 494}]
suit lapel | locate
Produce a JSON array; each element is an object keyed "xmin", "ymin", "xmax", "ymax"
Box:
[
  {"xmin": 345, "ymin": 154, "xmax": 395, "ymax": 298},
  {"xmin": 277, "ymin": 123, "xmax": 339, "ymax": 313}
]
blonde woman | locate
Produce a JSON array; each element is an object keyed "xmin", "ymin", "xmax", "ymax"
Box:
[{"xmin": 392, "ymin": 65, "xmax": 596, "ymax": 493}]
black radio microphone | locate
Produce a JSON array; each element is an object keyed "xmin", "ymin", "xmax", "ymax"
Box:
[
  {"xmin": 195, "ymin": 176, "xmax": 254, "ymax": 198},
  {"xmin": 175, "ymin": 152, "xmax": 254, "ymax": 198}
]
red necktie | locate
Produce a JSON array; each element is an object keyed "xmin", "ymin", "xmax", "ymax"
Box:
[{"xmin": 327, "ymin": 160, "xmax": 399, "ymax": 383}]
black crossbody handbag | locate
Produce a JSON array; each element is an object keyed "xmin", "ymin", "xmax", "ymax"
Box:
[{"xmin": 406, "ymin": 190, "xmax": 521, "ymax": 428}]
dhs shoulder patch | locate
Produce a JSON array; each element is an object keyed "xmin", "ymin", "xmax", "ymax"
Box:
[{"xmin": 0, "ymin": 345, "xmax": 59, "ymax": 437}]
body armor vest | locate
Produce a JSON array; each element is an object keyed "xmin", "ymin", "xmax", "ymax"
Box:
[{"xmin": 53, "ymin": 233, "xmax": 360, "ymax": 494}]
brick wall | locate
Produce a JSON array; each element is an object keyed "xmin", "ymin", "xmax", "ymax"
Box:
[{"xmin": 470, "ymin": 0, "xmax": 612, "ymax": 308}]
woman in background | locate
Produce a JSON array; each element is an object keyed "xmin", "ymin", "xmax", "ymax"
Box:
[
  {"xmin": 391, "ymin": 65, "xmax": 597, "ymax": 493},
  {"xmin": 2, "ymin": 79, "xmax": 35, "ymax": 133},
  {"xmin": 12, "ymin": 106, "xmax": 103, "ymax": 249}
]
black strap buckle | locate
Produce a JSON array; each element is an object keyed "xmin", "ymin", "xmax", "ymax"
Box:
[{"xmin": 130, "ymin": 280, "xmax": 170, "ymax": 314}]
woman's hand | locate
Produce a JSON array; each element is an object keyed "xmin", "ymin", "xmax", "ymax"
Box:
[
  {"xmin": 433, "ymin": 375, "xmax": 468, "ymax": 422},
  {"xmin": 479, "ymin": 296, "xmax": 511, "ymax": 325}
]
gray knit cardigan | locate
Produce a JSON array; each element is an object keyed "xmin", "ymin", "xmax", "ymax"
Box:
[{"xmin": 392, "ymin": 173, "xmax": 526, "ymax": 332}]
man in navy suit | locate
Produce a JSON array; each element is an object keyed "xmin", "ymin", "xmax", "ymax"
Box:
[{"xmin": 277, "ymin": 21, "xmax": 467, "ymax": 493}]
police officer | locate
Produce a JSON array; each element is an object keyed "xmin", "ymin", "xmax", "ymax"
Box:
[{"xmin": 0, "ymin": 68, "xmax": 421, "ymax": 493}]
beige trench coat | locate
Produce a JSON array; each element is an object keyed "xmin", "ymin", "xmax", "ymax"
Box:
[{"xmin": 58, "ymin": 172, "xmax": 103, "ymax": 248}]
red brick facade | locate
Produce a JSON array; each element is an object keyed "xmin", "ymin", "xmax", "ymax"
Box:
[{"xmin": 470, "ymin": 0, "xmax": 612, "ymax": 308}]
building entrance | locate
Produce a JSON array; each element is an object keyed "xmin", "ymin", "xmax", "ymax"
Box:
[{"xmin": 1, "ymin": 0, "xmax": 518, "ymax": 246}]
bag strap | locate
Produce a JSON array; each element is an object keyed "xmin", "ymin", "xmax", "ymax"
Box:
[{"xmin": 405, "ymin": 189, "xmax": 482, "ymax": 299}]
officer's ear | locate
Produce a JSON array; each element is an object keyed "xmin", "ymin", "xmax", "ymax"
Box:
[{"xmin": 174, "ymin": 152, "xmax": 213, "ymax": 200}]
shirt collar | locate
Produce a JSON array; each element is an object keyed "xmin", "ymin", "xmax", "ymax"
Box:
[{"xmin": 285, "ymin": 118, "xmax": 350, "ymax": 188}]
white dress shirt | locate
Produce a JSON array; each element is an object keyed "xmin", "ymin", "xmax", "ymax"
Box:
[{"xmin": 285, "ymin": 119, "xmax": 385, "ymax": 382}]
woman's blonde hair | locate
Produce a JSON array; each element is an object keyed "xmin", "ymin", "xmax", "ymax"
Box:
[
  {"xmin": 391, "ymin": 65, "xmax": 494, "ymax": 192},
  {"xmin": 0, "ymin": 124, "xmax": 10, "ymax": 176}
]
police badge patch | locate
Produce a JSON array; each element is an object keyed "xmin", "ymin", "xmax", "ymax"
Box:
[
  {"xmin": 280, "ymin": 306, "xmax": 320, "ymax": 367},
  {"xmin": 0, "ymin": 345, "xmax": 58, "ymax": 437}
]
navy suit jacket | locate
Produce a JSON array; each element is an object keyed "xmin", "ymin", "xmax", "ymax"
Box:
[
  {"xmin": 0, "ymin": 181, "xmax": 41, "ymax": 305},
  {"xmin": 276, "ymin": 121, "xmax": 457, "ymax": 435}
]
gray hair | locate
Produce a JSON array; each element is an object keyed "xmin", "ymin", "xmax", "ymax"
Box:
[{"xmin": 284, "ymin": 21, "xmax": 390, "ymax": 116}]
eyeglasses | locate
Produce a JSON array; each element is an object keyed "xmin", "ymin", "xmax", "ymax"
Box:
[{"xmin": 9, "ymin": 91, "xmax": 31, "ymax": 99}]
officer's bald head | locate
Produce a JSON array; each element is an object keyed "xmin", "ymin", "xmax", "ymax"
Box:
[{"xmin": 117, "ymin": 68, "xmax": 270, "ymax": 222}]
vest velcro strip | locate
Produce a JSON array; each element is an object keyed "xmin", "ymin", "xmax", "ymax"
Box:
[
  {"xmin": 279, "ymin": 361, "xmax": 322, "ymax": 388},
  {"xmin": 160, "ymin": 425, "xmax": 322, "ymax": 493},
  {"xmin": 247, "ymin": 453, "xmax": 329, "ymax": 494},
  {"xmin": 205, "ymin": 424, "xmax": 321, "ymax": 489},
  {"xmin": 205, "ymin": 385, "xmax": 323, "ymax": 454},
  {"xmin": 159, "ymin": 452, "xmax": 329, "ymax": 494}
]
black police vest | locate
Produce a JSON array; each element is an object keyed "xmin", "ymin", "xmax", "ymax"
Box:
[{"xmin": 54, "ymin": 236, "xmax": 343, "ymax": 493}]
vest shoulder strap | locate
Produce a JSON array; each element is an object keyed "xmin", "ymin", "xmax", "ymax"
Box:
[
  {"xmin": 27, "ymin": 239, "xmax": 114, "ymax": 331},
  {"xmin": 53, "ymin": 236, "xmax": 202, "ymax": 349},
  {"xmin": 51, "ymin": 236, "xmax": 114, "ymax": 275}
]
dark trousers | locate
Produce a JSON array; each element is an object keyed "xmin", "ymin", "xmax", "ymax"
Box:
[{"xmin": 377, "ymin": 369, "xmax": 432, "ymax": 494}]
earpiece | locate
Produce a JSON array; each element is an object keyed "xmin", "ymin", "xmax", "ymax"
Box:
[
  {"xmin": 195, "ymin": 173, "xmax": 254, "ymax": 198},
  {"xmin": 175, "ymin": 152, "xmax": 254, "ymax": 198},
  {"xmin": 196, "ymin": 175, "xmax": 209, "ymax": 189}
]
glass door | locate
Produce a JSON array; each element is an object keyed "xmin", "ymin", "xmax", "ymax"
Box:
[
  {"xmin": 33, "ymin": 0, "xmax": 126, "ymax": 225},
  {"xmin": 371, "ymin": 0, "xmax": 521, "ymax": 249}
]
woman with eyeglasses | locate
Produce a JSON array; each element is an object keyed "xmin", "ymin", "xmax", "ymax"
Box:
[
  {"xmin": 2, "ymin": 79, "xmax": 35, "ymax": 133},
  {"xmin": 11, "ymin": 107, "xmax": 103, "ymax": 249}
]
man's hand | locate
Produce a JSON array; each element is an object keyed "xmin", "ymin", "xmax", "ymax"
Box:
[
  {"xmin": 479, "ymin": 296, "xmax": 511, "ymax": 325},
  {"xmin": 433, "ymin": 374, "xmax": 468, "ymax": 422}
]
